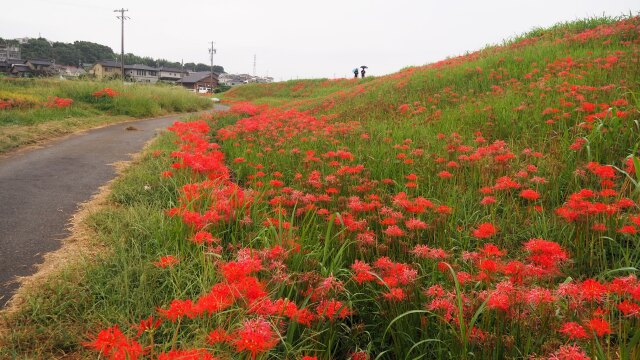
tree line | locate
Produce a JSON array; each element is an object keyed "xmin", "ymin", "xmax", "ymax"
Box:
[{"xmin": 0, "ymin": 37, "xmax": 224, "ymax": 73}]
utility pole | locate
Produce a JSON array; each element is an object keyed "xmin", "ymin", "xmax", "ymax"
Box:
[
  {"xmin": 114, "ymin": 8, "xmax": 129, "ymax": 81},
  {"xmin": 208, "ymin": 41, "xmax": 217, "ymax": 93},
  {"xmin": 253, "ymin": 54, "xmax": 257, "ymax": 77}
]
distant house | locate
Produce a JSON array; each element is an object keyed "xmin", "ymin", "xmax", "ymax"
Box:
[
  {"xmin": 91, "ymin": 60, "xmax": 123, "ymax": 79},
  {"xmin": 219, "ymin": 73, "xmax": 273, "ymax": 86},
  {"xmin": 10, "ymin": 64, "xmax": 31, "ymax": 77},
  {"xmin": 54, "ymin": 65, "xmax": 86, "ymax": 78},
  {"xmin": 124, "ymin": 64, "xmax": 159, "ymax": 83},
  {"xmin": 0, "ymin": 58, "xmax": 22, "ymax": 73},
  {"xmin": 0, "ymin": 45, "xmax": 20, "ymax": 62},
  {"xmin": 177, "ymin": 72, "xmax": 219, "ymax": 92},
  {"xmin": 158, "ymin": 67, "xmax": 186, "ymax": 83},
  {"xmin": 25, "ymin": 59, "xmax": 55, "ymax": 76}
]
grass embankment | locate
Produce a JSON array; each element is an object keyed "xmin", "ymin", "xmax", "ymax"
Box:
[
  {"xmin": 0, "ymin": 78, "xmax": 212, "ymax": 153},
  {"xmin": 2, "ymin": 16, "xmax": 640, "ymax": 359}
]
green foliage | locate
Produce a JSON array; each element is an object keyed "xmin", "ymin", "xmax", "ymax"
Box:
[
  {"xmin": 9, "ymin": 37, "xmax": 225, "ymax": 72},
  {"xmin": 0, "ymin": 78, "xmax": 212, "ymax": 152}
]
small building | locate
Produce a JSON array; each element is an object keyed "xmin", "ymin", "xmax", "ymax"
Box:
[
  {"xmin": 124, "ymin": 64, "xmax": 159, "ymax": 83},
  {"xmin": 177, "ymin": 72, "xmax": 219, "ymax": 92},
  {"xmin": 54, "ymin": 65, "xmax": 86, "ymax": 78},
  {"xmin": 91, "ymin": 60, "xmax": 123, "ymax": 80},
  {"xmin": 10, "ymin": 64, "xmax": 32, "ymax": 77},
  {"xmin": 0, "ymin": 58, "xmax": 22, "ymax": 73},
  {"xmin": 158, "ymin": 67, "xmax": 186, "ymax": 83},
  {"xmin": 0, "ymin": 45, "xmax": 20, "ymax": 62},
  {"xmin": 25, "ymin": 59, "xmax": 55, "ymax": 76}
]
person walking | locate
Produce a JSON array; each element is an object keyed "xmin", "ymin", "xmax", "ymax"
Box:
[
  {"xmin": 353, "ymin": 68, "xmax": 359, "ymax": 78},
  {"xmin": 361, "ymin": 67, "xmax": 366, "ymax": 78}
]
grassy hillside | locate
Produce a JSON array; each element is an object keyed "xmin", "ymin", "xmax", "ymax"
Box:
[
  {"xmin": 0, "ymin": 78, "xmax": 212, "ymax": 153},
  {"xmin": 2, "ymin": 16, "xmax": 640, "ymax": 360}
]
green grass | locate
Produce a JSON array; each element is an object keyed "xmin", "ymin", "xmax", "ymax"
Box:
[{"xmin": 0, "ymin": 78, "xmax": 213, "ymax": 153}]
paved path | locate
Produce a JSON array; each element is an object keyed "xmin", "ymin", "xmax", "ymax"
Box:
[{"xmin": 0, "ymin": 106, "xmax": 227, "ymax": 307}]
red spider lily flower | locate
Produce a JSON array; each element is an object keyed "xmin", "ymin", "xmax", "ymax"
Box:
[
  {"xmin": 153, "ymin": 255, "xmax": 179, "ymax": 268},
  {"xmin": 136, "ymin": 316, "xmax": 162, "ymax": 337},
  {"xmin": 548, "ymin": 344, "xmax": 590, "ymax": 360},
  {"xmin": 269, "ymin": 179, "xmax": 285, "ymax": 188},
  {"xmin": 586, "ymin": 162, "xmax": 616, "ymax": 179},
  {"xmin": 350, "ymin": 352, "xmax": 369, "ymax": 360},
  {"xmin": 411, "ymin": 245, "xmax": 449, "ymax": 259},
  {"xmin": 480, "ymin": 196, "xmax": 496, "ymax": 205},
  {"xmin": 569, "ymin": 138, "xmax": 587, "ymax": 151},
  {"xmin": 83, "ymin": 325, "xmax": 143, "ymax": 360},
  {"xmin": 405, "ymin": 218, "xmax": 428, "ymax": 230},
  {"xmin": 383, "ymin": 225, "xmax": 404, "ymax": 237},
  {"xmin": 207, "ymin": 328, "xmax": 230, "ymax": 345},
  {"xmin": 161, "ymin": 170, "xmax": 173, "ymax": 178},
  {"xmin": 559, "ymin": 322, "xmax": 589, "ymax": 340},
  {"xmin": 231, "ymin": 318, "xmax": 278, "ymax": 359},
  {"xmin": 617, "ymin": 300, "xmax": 640, "ymax": 317},
  {"xmin": 373, "ymin": 257, "xmax": 417, "ymax": 287},
  {"xmin": 93, "ymin": 88, "xmax": 119, "ymax": 98},
  {"xmin": 520, "ymin": 189, "xmax": 540, "ymax": 201},
  {"xmin": 579, "ymin": 279, "xmax": 608, "ymax": 302},
  {"xmin": 352, "ymin": 260, "xmax": 376, "ymax": 284},
  {"xmin": 525, "ymin": 287, "xmax": 555, "ymax": 306},
  {"xmin": 436, "ymin": 205, "xmax": 452, "ymax": 214},
  {"xmin": 398, "ymin": 104, "xmax": 410, "ymax": 114},
  {"xmin": 383, "ymin": 287, "xmax": 407, "ymax": 302},
  {"xmin": 523, "ymin": 238, "xmax": 568, "ymax": 268},
  {"xmin": 471, "ymin": 222, "xmax": 497, "ymax": 239},
  {"xmin": 479, "ymin": 243, "xmax": 506, "ymax": 257},
  {"xmin": 316, "ymin": 299, "xmax": 352, "ymax": 321},
  {"xmin": 587, "ymin": 317, "xmax": 611, "ymax": 336},
  {"xmin": 301, "ymin": 356, "xmax": 318, "ymax": 360},
  {"xmin": 157, "ymin": 349, "xmax": 218, "ymax": 360},
  {"xmin": 191, "ymin": 231, "xmax": 218, "ymax": 245},
  {"xmin": 581, "ymin": 102, "xmax": 597, "ymax": 112},
  {"xmin": 618, "ymin": 225, "xmax": 638, "ymax": 234},
  {"xmin": 405, "ymin": 173, "xmax": 418, "ymax": 181},
  {"xmin": 438, "ymin": 170, "xmax": 453, "ymax": 179},
  {"xmin": 158, "ymin": 299, "xmax": 196, "ymax": 321}
]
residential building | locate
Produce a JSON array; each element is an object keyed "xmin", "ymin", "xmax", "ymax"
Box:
[
  {"xmin": 91, "ymin": 60, "xmax": 123, "ymax": 79},
  {"xmin": 10, "ymin": 64, "xmax": 31, "ymax": 77},
  {"xmin": 25, "ymin": 59, "xmax": 55, "ymax": 76},
  {"xmin": 157, "ymin": 67, "xmax": 187, "ymax": 82},
  {"xmin": 219, "ymin": 73, "xmax": 274, "ymax": 86},
  {"xmin": 124, "ymin": 64, "xmax": 158, "ymax": 83},
  {"xmin": 0, "ymin": 58, "xmax": 22, "ymax": 73},
  {"xmin": 177, "ymin": 72, "xmax": 219, "ymax": 92},
  {"xmin": 54, "ymin": 65, "xmax": 86, "ymax": 78},
  {"xmin": 0, "ymin": 45, "xmax": 20, "ymax": 62}
]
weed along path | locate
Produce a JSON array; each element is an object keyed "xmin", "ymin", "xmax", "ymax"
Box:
[{"xmin": 0, "ymin": 106, "xmax": 228, "ymax": 308}]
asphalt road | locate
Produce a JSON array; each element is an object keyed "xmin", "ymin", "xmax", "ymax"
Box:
[{"xmin": 0, "ymin": 106, "xmax": 226, "ymax": 307}]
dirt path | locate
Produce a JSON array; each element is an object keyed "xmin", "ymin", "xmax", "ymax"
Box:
[{"xmin": 0, "ymin": 106, "xmax": 227, "ymax": 307}]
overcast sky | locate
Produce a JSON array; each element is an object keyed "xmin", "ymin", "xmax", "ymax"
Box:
[{"xmin": 1, "ymin": 1, "xmax": 638, "ymax": 80}]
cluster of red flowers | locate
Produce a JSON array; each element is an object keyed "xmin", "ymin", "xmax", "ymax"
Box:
[
  {"xmin": 45, "ymin": 96, "xmax": 74, "ymax": 108},
  {"xmin": 92, "ymin": 87, "xmax": 119, "ymax": 98},
  {"xmin": 0, "ymin": 99, "xmax": 14, "ymax": 110}
]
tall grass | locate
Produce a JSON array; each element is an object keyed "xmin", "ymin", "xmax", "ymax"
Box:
[{"xmin": 0, "ymin": 78, "xmax": 212, "ymax": 152}]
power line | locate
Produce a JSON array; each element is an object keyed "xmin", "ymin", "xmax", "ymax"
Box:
[{"xmin": 114, "ymin": 8, "xmax": 129, "ymax": 81}]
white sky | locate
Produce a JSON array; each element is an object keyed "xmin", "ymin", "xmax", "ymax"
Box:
[{"xmin": 1, "ymin": 1, "xmax": 638, "ymax": 80}]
